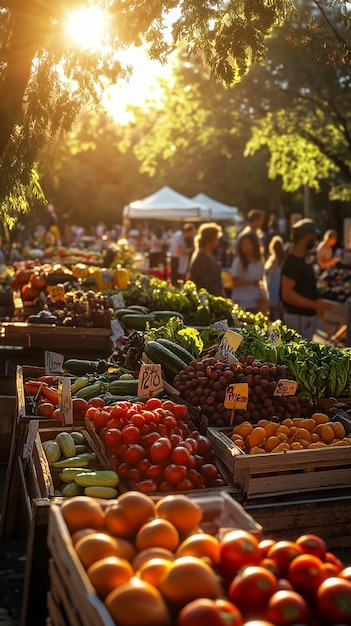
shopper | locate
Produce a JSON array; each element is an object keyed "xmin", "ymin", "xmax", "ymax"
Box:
[
  {"xmin": 280, "ymin": 218, "xmax": 331, "ymax": 340},
  {"xmin": 264, "ymin": 236, "xmax": 286, "ymax": 321},
  {"xmin": 230, "ymin": 231, "xmax": 266, "ymax": 314},
  {"xmin": 316, "ymin": 229, "xmax": 340, "ymax": 271},
  {"xmin": 169, "ymin": 223, "xmax": 195, "ymax": 286},
  {"xmin": 234, "ymin": 209, "xmax": 265, "ymax": 257},
  {"xmin": 188, "ymin": 222, "xmax": 225, "ymax": 296}
]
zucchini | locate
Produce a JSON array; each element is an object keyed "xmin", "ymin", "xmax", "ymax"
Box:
[
  {"xmin": 121, "ymin": 314, "xmax": 155, "ymax": 330},
  {"xmin": 84, "ymin": 486, "xmax": 118, "ymax": 499},
  {"xmin": 155, "ymin": 338, "xmax": 194, "ymax": 365},
  {"xmin": 55, "ymin": 432, "xmax": 76, "ymax": 459},
  {"xmin": 74, "ymin": 470, "xmax": 119, "ymax": 488},
  {"xmin": 61, "ymin": 482, "xmax": 84, "ymax": 497},
  {"xmin": 59, "ymin": 467, "xmax": 93, "ymax": 483},
  {"xmin": 70, "ymin": 431, "xmax": 86, "ymax": 445},
  {"xmin": 144, "ymin": 341, "xmax": 188, "ymax": 383},
  {"xmin": 151, "ymin": 310, "xmax": 185, "ymax": 322},
  {"xmin": 108, "ymin": 379, "xmax": 139, "ymax": 396},
  {"xmin": 70, "ymin": 376, "xmax": 90, "ymax": 396},
  {"xmin": 63, "ymin": 359, "xmax": 109, "ymax": 376},
  {"xmin": 73, "ymin": 381, "xmax": 107, "ymax": 400},
  {"xmin": 52, "ymin": 452, "xmax": 98, "ymax": 469}
]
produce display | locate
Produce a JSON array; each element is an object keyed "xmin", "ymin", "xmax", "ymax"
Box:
[
  {"xmin": 89, "ymin": 397, "xmax": 226, "ymax": 493},
  {"xmin": 172, "ymin": 356, "xmax": 309, "ymax": 427},
  {"xmin": 317, "ymin": 264, "xmax": 351, "ymax": 303},
  {"xmin": 56, "ymin": 492, "xmax": 351, "ymax": 626},
  {"xmin": 229, "ymin": 413, "xmax": 351, "ymax": 454}
]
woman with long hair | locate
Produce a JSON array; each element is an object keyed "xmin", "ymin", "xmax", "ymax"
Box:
[
  {"xmin": 188, "ymin": 222, "xmax": 224, "ymax": 296},
  {"xmin": 264, "ymin": 235, "xmax": 287, "ymax": 321},
  {"xmin": 230, "ymin": 231, "xmax": 265, "ymax": 314}
]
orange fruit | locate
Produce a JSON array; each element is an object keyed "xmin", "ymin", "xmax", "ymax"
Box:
[
  {"xmin": 75, "ymin": 532, "xmax": 135, "ymax": 569},
  {"xmin": 290, "ymin": 442, "xmax": 304, "ymax": 450},
  {"xmin": 105, "ymin": 577, "xmax": 171, "ymax": 626},
  {"xmin": 299, "ymin": 439, "xmax": 310, "ymax": 449},
  {"xmin": 296, "ymin": 428, "xmax": 311, "ymax": 442},
  {"xmin": 264, "ymin": 422, "xmax": 279, "ymax": 437},
  {"xmin": 264, "ymin": 436, "xmax": 281, "ymax": 452},
  {"xmin": 312, "ymin": 412, "xmax": 329, "ymax": 424},
  {"xmin": 155, "ymin": 494, "xmax": 202, "ymax": 536},
  {"xmin": 249, "ymin": 446, "xmax": 265, "ymax": 454},
  {"xmin": 232, "ymin": 421, "xmax": 253, "ymax": 437},
  {"xmin": 132, "ymin": 547, "xmax": 175, "ymax": 572},
  {"xmin": 158, "ymin": 556, "xmax": 222, "ymax": 606},
  {"xmin": 257, "ymin": 419, "xmax": 269, "ymax": 428},
  {"xmin": 232, "ymin": 436, "xmax": 245, "ymax": 449},
  {"xmin": 105, "ymin": 491, "xmax": 156, "ymax": 538},
  {"xmin": 135, "ymin": 557, "xmax": 173, "ymax": 589},
  {"xmin": 71, "ymin": 528, "xmax": 98, "ymax": 547},
  {"xmin": 247, "ymin": 427, "xmax": 266, "ymax": 449},
  {"xmin": 176, "ymin": 533, "xmax": 221, "ymax": 566},
  {"xmin": 320, "ymin": 424, "xmax": 335, "ymax": 443},
  {"xmin": 331, "ymin": 421, "xmax": 346, "ymax": 439},
  {"xmin": 136, "ymin": 518, "xmax": 180, "ymax": 552},
  {"xmin": 299, "ymin": 418, "xmax": 316, "ymax": 433},
  {"xmin": 310, "ymin": 432, "xmax": 321, "ymax": 443},
  {"xmin": 271, "ymin": 442, "xmax": 289, "ymax": 453},
  {"xmin": 60, "ymin": 496, "xmax": 105, "ymax": 534},
  {"xmin": 87, "ymin": 556, "xmax": 133, "ymax": 599}
]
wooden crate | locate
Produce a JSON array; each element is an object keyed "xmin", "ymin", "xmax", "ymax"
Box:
[
  {"xmin": 207, "ymin": 423, "xmax": 351, "ymax": 499},
  {"xmin": 46, "ymin": 492, "xmax": 263, "ymax": 625},
  {"xmin": 0, "ymin": 395, "xmax": 17, "ymax": 461}
]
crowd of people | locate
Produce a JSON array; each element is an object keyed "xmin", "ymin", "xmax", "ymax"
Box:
[{"xmin": 0, "ymin": 203, "xmax": 343, "ymax": 341}]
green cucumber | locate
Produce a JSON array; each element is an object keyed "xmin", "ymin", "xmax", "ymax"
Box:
[
  {"xmin": 59, "ymin": 467, "xmax": 93, "ymax": 483},
  {"xmin": 61, "ymin": 482, "xmax": 84, "ymax": 497},
  {"xmin": 84, "ymin": 486, "xmax": 118, "ymax": 499},
  {"xmin": 52, "ymin": 452, "xmax": 98, "ymax": 469},
  {"xmin": 108, "ymin": 379, "xmax": 139, "ymax": 396},
  {"xmin": 155, "ymin": 338, "xmax": 194, "ymax": 365},
  {"xmin": 144, "ymin": 341, "xmax": 187, "ymax": 384},
  {"xmin": 74, "ymin": 470, "xmax": 119, "ymax": 488},
  {"xmin": 121, "ymin": 314, "xmax": 155, "ymax": 330},
  {"xmin": 63, "ymin": 359, "xmax": 109, "ymax": 376}
]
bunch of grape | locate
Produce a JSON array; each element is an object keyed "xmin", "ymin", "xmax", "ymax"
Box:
[
  {"xmin": 172, "ymin": 355, "xmax": 309, "ymax": 426},
  {"xmin": 46, "ymin": 290, "xmax": 114, "ymax": 328}
]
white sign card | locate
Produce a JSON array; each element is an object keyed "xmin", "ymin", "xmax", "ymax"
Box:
[
  {"xmin": 23, "ymin": 420, "xmax": 39, "ymax": 459},
  {"xmin": 138, "ymin": 363, "xmax": 163, "ymax": 398},
  {"xmin": 273, "ymin": 379, "xmax": 298, "ymax": 396},
  {"xmin": 45, "ymin": 351, "xmax": 64, "ymax": 375}
]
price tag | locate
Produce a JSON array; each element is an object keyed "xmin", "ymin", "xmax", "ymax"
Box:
[
  {"xmin": 138, "ymin": 363, "xmax": 163, "ymax": 398},
  {"xmin": 47, "ymin": 284, "xmax": 65, "ymax": 301},
  {"xmin": 224, "ymin": 383, "xmax": 249, "ymax": 409},
  {"xmin": 23, "ymin": 420, "xmax": 39, "ymax": 459},
  {"xmin": 112, "ymin": 294, "xmax": 126, "ymax": 310},
  {"xmin": 213, "ymin": 319, "xmax": 229, "ymax": 332},
  {"xmin": 58, "ymin": 377, "xmax": 73, "ymax": 425},
  {"xmin": 216, "ymin": 329, "xmax": 242, "ymax": 361},
  {"xmin": 45, "ymin": 350, "xmax": 64, "ymax": 375},
  {"xmin": 273, "ymin": 379, "xmax": 298, "ymax": 396},
  {"xmin": 270, "ymin": 325, "xmax": 282, "ymax": 347}
]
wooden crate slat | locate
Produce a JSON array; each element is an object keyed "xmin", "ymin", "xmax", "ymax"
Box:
[{"xmin": 48, "ymin": 560, "xmax": 83, "ymax": 626}]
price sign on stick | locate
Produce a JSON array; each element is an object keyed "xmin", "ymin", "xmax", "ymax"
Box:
[
  {"xmin": 45, "ymin": 350, "xmax": 64, "ymax": 375},
  {"xmin": 58, "ymin": 377, "xmax": 73, "ymax": 425},
  {"xmin": 23, "ymin": 420, "xmax": 39, "ymax": 460},
  {"xmin": 138, "ymin": 363, "xmax": 163, "ymax": 398},
  {"xmin": 274, "ymin": 379, "xmax": 298, "ymax": 396},
  {"xmin": 216, "ymin": 329, "xmax": 242, "ymax": 363},
  {"xmin": 224, "ymin": 383, "xmax": 249, "ymax": 426}
]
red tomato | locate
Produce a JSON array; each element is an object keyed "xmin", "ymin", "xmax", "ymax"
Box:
[
  {"xmin": 131, "ymin": 413, "xmax": 145, "ymax": 428},
  {"xmin": 316, "ymin": 577, "xmax": 351, "ymax": 625},
  {"xmin": 196, "ymin": 435, "xmax": 211, "ymax": 456},
  {"xmin": 146, "ymin": 464, "xmax": 166, "ymax": 480},
  {"xmin": 162, "ymin": 414, "xmax": 177, "ymax": 431},
  {"xmin": 149, "ymin": 437, "xmax": 172, "ymax": 463},
  {"xmin": 135, "ymin": 479, "xmax": 158, "ymax": 493},
  {"xmin": 164, "ymin": 463, "xmax": 187, "ymax": 484},
  {"xmin": 144, "ymin": 397, "xmax": 163, "ymax": 410},
  {"xmin": 175, "ymin": 478, "xmax": 194, "ymax": 491},
  {"xmin": 141, "ymin": 410, "xmax": 158, "ymax": 423},
  {"xmin": 138, "ymin": 458, "xmax": 151, "ymax": 474},
  {"xmin": 267, "ymin": 541, "xmax": 303, "ymax": 577},
  {"xmin": 51, "ymin": 408, "xmax": 63, "ymax": 420},
  {"xmin": 172, "ymin": 403, "xmax": 188, "ymax": 420},
  {"xmin": 37, "ymin": 402, "xmax": 55, "ymax": 417},
  {"xmin": 259, "ymin": 539, "xmax": 276, "ymax": 559},
  {"xmin": 122, "ymin": 424, "xmax": 141, "ymax": 444},
  {"xmin": 87, "ymin": 397, "xmax": 105, "ymax": 408},
  {"xmin": 259, "ymin": 558, "xmax": 280, "ymax": 578},
  {"xmin": 228, "ymin": 565, "xmax": 278, "ymax": 617},
  {"xmin": 219, "ymin": 530, "xmax": 261, "ymax": 580},
  {"xmin": 142, "ymin": 432, "xmax": 161, "ymax": 448},
  {"xmin": 124, "ymin": 444, "xmax": 145, "ymax": 465},
  {"xmin": 177, "ymin": 598, "xmax": 243, "ymax": 626},
  {"xmin": 172, "ymin": 445, "xmax": 191, "ymax": 465},
  {"xmin": 103, "ymin": 428, "xmax": 122, "ymax": 449},
  {"xmin": 161, "ymin": 400, "xmax": 176, "ymax": 412},
  {"xmin": 287, "ymin": 553, "xmax": 326, "ymax": 599},
  {"xmin": 266, "ymin": 589, "xmax": 309, "ymax": 626},
  {"xmin": 340, "ymin": 566, "xmax": 351, "ymax": 581},
  {"xmin": 295, "ymin": 533, "xmax": 327, "ymax": 561},
  {"xmin": 324, "ymin": 551, "xmax": 344, "ymax": 572},
  {"xmin": 71, "ymin": 397, "xmax": 89, "ymax": 420},
  {"xmin": 200, "ymin": 464, "xmax": 220, "ymax": 480}
]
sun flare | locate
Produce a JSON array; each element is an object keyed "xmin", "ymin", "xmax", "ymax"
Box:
[{"xmin": 65, "ymin": 6, "xmax": 107, "ymax": 50}]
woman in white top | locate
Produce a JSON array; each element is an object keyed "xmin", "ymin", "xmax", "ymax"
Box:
[
  {"xmin": 264, "ymin": 236, "xmax": 286, "ymax": 321},
  {"xmin": 230, "ymin": 231, "xmax": 264, "ymax": 313}
]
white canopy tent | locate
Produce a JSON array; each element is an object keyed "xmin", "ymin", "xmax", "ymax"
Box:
[
  {"xmin": 192, "ymin": 193, "xmax": 242, "ymax": 222},
  {"xmin": 123, "ymin": 186, "xmax": 210, "ymax": 221}
]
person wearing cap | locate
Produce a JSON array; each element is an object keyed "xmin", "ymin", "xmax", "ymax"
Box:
[{"xmin": 280, "ymin": 218, "xmax": 331, "ymax": 340}]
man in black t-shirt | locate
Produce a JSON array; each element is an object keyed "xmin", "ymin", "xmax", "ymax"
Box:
[{"xmin": 280, "ymin": 218, "xmax": 331, "ymax": 340}]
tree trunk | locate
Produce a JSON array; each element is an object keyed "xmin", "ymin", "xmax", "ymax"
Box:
[{"xmin": 0, "ymin": 0, "xmax": 46, "ymax": 158}]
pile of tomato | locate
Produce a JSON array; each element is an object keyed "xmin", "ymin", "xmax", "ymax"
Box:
[{"xmin": 87, "ymin": 397, "xmax": 226, "ymax": 493}]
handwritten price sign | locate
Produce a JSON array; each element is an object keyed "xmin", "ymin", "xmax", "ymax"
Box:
[
  {"xmin": 47, "ymin": 284, "xmax": 65, "ymax": 301},
  {"xmin": 224, "ymin": 383, "xmax": 249, "ymax": 409},
  {"xmin": 273, "ymin": 379, "xmax": 298, "ymax": 396},
  {"xmin": 138, "ymin": 363, "xmax": 163, "ymax": 398}
]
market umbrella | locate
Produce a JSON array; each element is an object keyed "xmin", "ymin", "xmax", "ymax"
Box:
[{"xmin": 123, "ymin": 186, "xmax": 210, "ymax": 221}]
